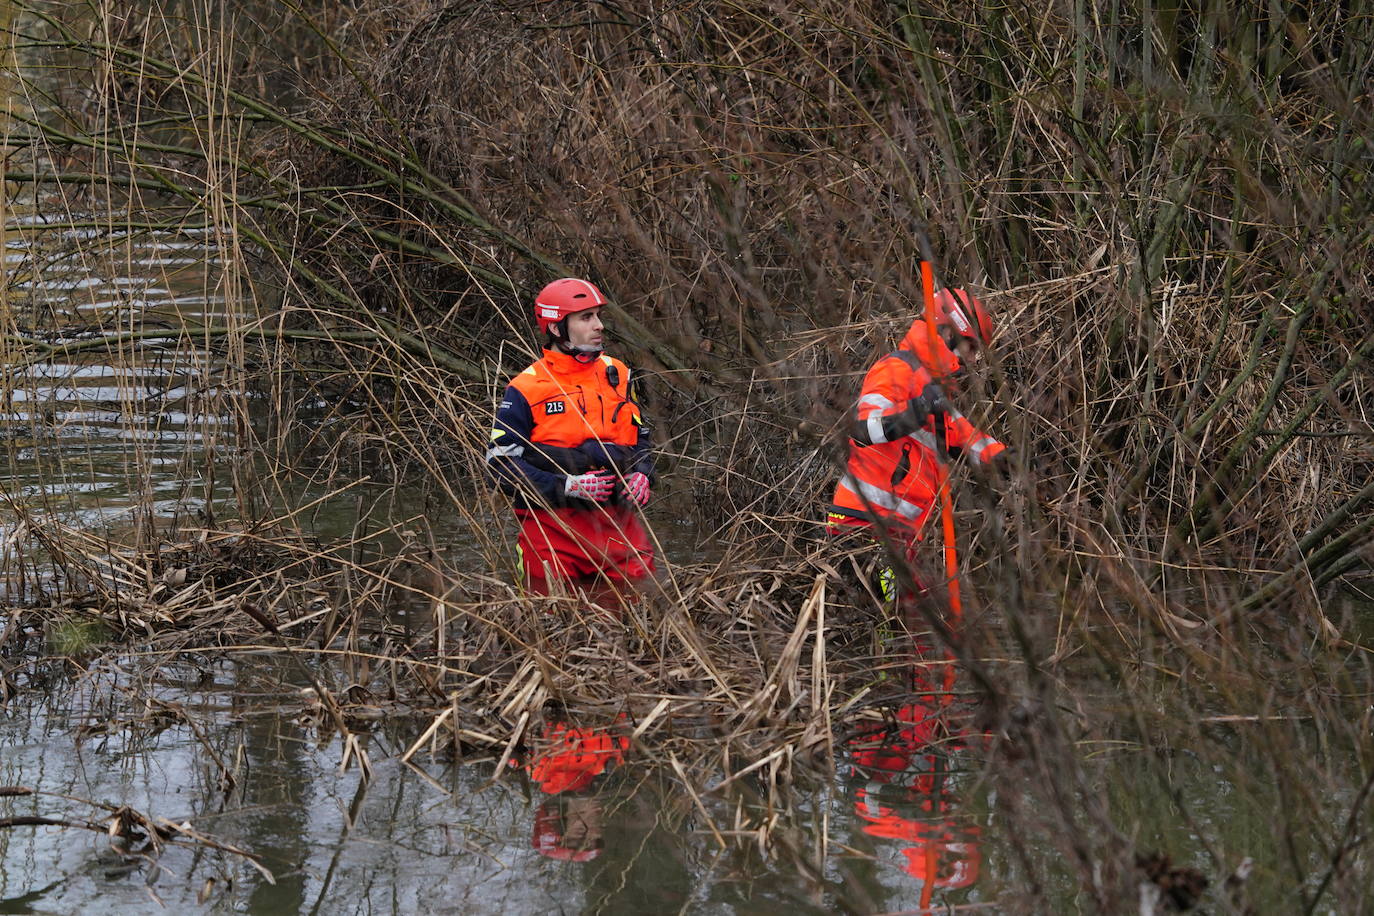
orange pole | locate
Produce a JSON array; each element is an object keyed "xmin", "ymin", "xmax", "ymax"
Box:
[
  {"xmin": 920, "ymin": 842, "xmax": 937, "ymax": 911},
  {"xmin": 920, "ymin": 262, "xmax": 961, "ymax": 701}
]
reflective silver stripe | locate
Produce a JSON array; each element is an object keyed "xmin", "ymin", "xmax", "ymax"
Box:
[
  {"xmin": 867, "ymin": 414, "xmax": 888, "ymax": 444},
  {"xmin": 967, "ymin": 436, "xmax": 997, "ymax": 462},
  {"xmin": 945, "ymin": 406, "xmax": 966, "ymax": 421},
  {"xmin": 858, "ymin": 393, "xmax": 894, "ymax": 410},
  {"xmin": 858, "ymin": 393, "xmax": 895, "ymax": 444},
  {"xmin": 839, "ymin": 474, "xmax": 927, "ymax": 520},
  {"xmin": 573, "ymin": 278, "xmax": 607, "ymax": 304},
  {"xmin": 904, "ymin": 428, "xmax": 941, "ymax": 453},
  {"xmin": 485, "ymin": 443, "xmax": 525, "ymax": 461}
]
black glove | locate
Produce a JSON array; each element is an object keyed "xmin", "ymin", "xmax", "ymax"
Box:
[
  {"xmin": 982, "ymin": 448, "xmax": 1013, "ymax": 482},
  {"xmin": 906, "ymin": 382, "xmax": 950, "ymax": 425},
  {"xmin": 854, "ymin": 381, "xmax": 953, "ymax": 445}
]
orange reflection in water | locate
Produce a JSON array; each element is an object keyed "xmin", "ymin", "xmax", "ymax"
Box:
[
  {"xmin": 520, "ymin": 718, "xmax": 629, "ymax": 862},
  {"xmin": 848, "ymin": 698, "xmax": 983, "ymax": 909}
]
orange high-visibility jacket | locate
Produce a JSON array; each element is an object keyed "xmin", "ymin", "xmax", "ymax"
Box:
[
  {"xmin": 829, "ymin": 317, "xmax": 1004, "ymax": 532},
  {"xmin": 486, "ymin": 348, "xmax": 652, "ymax": 511}
]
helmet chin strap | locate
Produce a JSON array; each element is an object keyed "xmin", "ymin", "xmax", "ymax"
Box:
[
  {"xmin": 550, "ymin": 322, "xmax": 603, "ymax": 362},
  {"xmin": 564, "ymin": 343, "xmax": 603, "ymax": 363}
]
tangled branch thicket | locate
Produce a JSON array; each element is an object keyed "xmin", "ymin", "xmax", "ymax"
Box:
[{"xmin": 3, "ymin": 0, "xmax": 1373, "ymax": 910}]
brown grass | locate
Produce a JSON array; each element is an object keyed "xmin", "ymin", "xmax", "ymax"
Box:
[{"xmin": 2, "ymin": 0, "xmax": 1373, "ymax": 910}]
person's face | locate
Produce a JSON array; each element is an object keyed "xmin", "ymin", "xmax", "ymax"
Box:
[
  {"xmin": 563, "ymin": 307, "xmax": 604, "ymax": 350},
  {"xmin": 939, "ymin": 326, "xmax": 979, "ymax": 365}
]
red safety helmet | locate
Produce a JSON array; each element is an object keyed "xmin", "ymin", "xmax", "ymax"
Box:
[
  {"xmin": 932, "ymin": 288, "xmax": 993, "ymax": 347},
  {"xmin": 534, "ymin": 278, "xmax": 608, "ymax": 336}
]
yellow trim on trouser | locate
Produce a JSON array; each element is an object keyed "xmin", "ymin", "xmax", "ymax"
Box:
[{"xmin": 877, "ymin": 567, "xmax": 896, "ymax": 603}]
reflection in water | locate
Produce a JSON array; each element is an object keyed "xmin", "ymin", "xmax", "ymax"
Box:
[
  {"xmin": 3, "ymin": 631, "xmax": 1347, "ymax": 911},
  {"xmin": 524, "ymin": 719, "xmax": 628, "ymax": 863},
  {"xmin": 526, "ymin": 719, "xmax": 629, "ymax": 798},
  {"xmin": 846, "ymin": 692, "xmax": 984, "ymax": 913},
  {"xmin": 236, "ymin": 684, "xmax": 314, "ymax": 916},
  {"xmin": 515, "ymin": 718, "xmax": 706, "ymax": 914},
  {"xmin": 533, "ymin": 796, "xmax": 604, "ymax": 864}
]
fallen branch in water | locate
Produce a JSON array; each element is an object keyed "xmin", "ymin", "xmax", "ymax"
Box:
[
  {"xmin": 0, "ymin": 815, "xmax": 102, "ymax": 830},
  {"xmin": 0, "ymin": 788, "xmax": 274, "ymax": 884}
]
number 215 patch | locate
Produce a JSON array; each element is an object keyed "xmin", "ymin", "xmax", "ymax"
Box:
[{"xmin": 544, "ymin": 400, "xmax": 565, "ymax": 415}]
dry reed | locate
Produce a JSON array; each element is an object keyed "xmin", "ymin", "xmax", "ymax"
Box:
[{"xmin": 1, "ymin": 0, "xmax": 1372, "ymax": 911}]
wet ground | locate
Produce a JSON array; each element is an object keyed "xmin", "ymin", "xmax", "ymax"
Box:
[{"xmin": 0, "ymin": 655, "xmax": 999, "ymax": 915}]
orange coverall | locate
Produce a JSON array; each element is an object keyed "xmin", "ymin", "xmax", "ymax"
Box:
[
  {"xmin": 486, "ymin": 347, "xmax": 655, "ymax": 592},
  {"xmin": 828, "ymin": 315, "xmax": 1005, "ymax": 539}
]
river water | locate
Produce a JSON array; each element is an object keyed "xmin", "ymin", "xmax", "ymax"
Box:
[
  {"xmin": 0, "ymin": 658, "xmax": 996, "ymax": 914},
  {"xmin": 4, "ymin": 642, "xmax": 1356, "ymax": 913}
]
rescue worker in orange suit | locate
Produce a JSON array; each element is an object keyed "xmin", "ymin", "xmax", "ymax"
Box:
[
  {"xmin": 827, "ymin": 288, "xmax": 1005, "ymax": 689},
  {"xmin": 486, "ymin": 278, "xmax": 655, "ymax": 597},
  {"xmin": 828, "ymin": 287, "xmax": 1004, "ymax": 571}
]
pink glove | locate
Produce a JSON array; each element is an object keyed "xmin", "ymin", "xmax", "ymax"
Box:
[
  {"xmin": 564, "ymin": 469, "xmax": 615, "ymax": 502},
  {"xmin": 625, "ymin": 471, "xmax": 651, "ymax": 507}
]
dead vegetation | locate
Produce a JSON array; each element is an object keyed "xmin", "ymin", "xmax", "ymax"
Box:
[{"xmin": 1, "ymin": 0, "xmax": 1373, "ymax": 911}]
